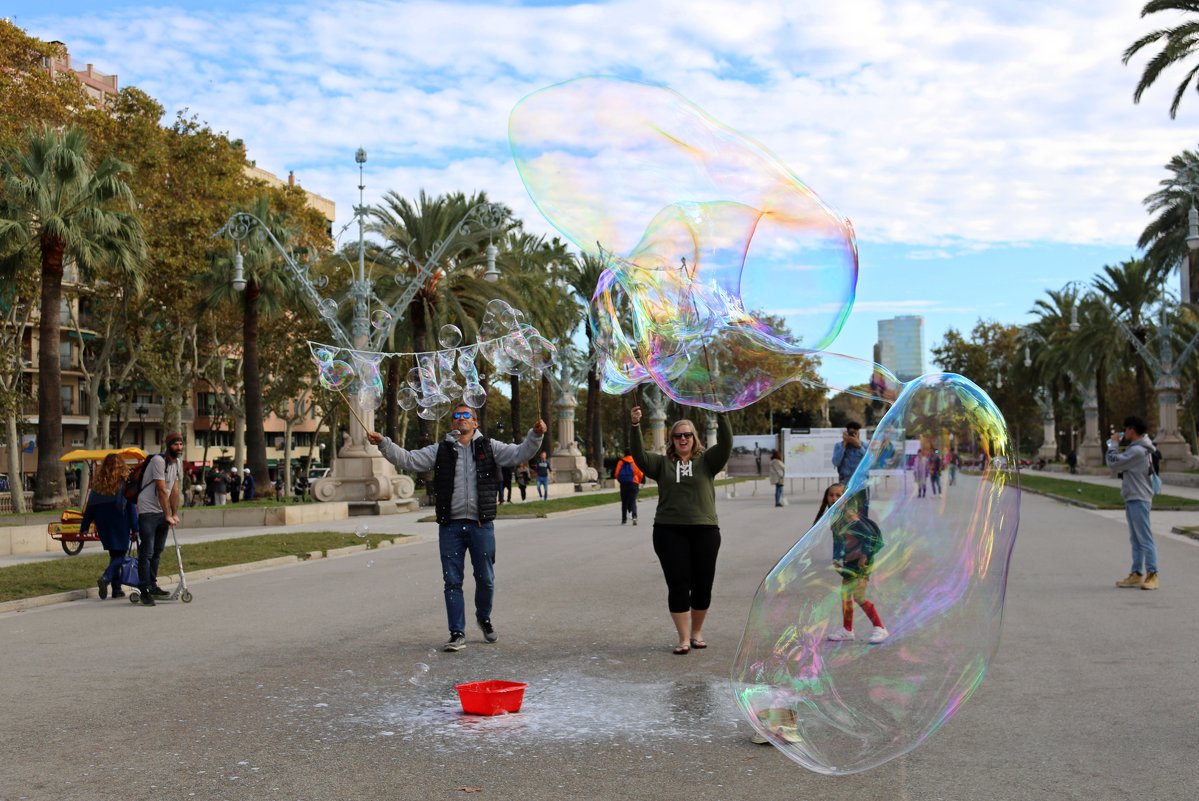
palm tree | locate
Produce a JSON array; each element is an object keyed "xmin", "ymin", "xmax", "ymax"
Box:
[
  {"xmin": 1138, "ymin": 148, "xmax": 1199, "ymax": 302},
  {"xmin": 1093, "ymin": 259, "xmax": 1167, "ymax": 419},
  {"xmin": 560, "ymin": 252, "xmax": 607, "ymax": 471},
  {"xmin": 1124, "ymin": 1, "xmax": 1199, "ymax": 119},
  {"xmin": 369, "ymin": 190, "xmax": 511, "ymax": 439},
  {"xmin": 201, "ymin": 195, "xmax": 306, "ymax": 495},
  {"xmin": 0, "ymin": 125, "xmax": 145, "ymax": 510}
]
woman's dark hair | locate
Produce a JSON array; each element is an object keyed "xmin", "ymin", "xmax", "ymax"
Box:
[{"xmin": 814, "ymin": 482, "xmax": 845, "ymax": 525}]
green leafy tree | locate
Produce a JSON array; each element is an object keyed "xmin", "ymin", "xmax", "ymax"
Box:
[
  {"xmin": 0, "ymin": 125, "xmax": 145, "ymax": 510},
  {"xmin": 1124, "ymin": 1, "xmax": 1199, "ymax": 119}
]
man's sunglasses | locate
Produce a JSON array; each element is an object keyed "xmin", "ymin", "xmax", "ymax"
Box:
[
  {"xmin": 672, "ymin": 431, "xmax": 694, "ymax": 440},
  {"xmin": 452, "ymin": 411, "xmax": 474, "ymax": 420}
]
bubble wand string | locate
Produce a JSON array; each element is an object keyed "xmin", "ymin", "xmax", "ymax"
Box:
[{"xmin": 339, "ymin": 392, "xmax": 370, "ymax": 433}]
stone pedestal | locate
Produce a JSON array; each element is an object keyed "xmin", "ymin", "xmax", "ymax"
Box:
[
  {"xmin": 310, "ymin": 392, "xmax": 415, "ymax": 507},
  {"xmin": 1156, "ymin": 373, "xmax": 1198, "ymax": 470},
  {"xmin": 1036, "ymin": 390, "xmax": 1057, "ymax": 461},
  {"xmin": 1078, "ymin": 380, "xmax": 1104, "ymax": 468},
  {"xmin": 553, "ymin": 390, "xmax": 596, "ymax": 483},
  {"xmin": 644, "ymin": 386, "xmax": 668, "ymax": 454}
]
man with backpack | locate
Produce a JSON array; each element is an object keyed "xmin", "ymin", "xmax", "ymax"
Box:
[
  {"xmin": 135, "ymin": 432, "xmax": 184, "ymax": 606},
  {"xmin": 1107, "ymin": 416, "xmax": 1160, "ymax": 591},
  {"xmin": 613, "ymin": 447, "xmax": 645, "ymax": 525}
]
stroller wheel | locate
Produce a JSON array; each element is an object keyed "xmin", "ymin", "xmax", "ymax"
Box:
[
  {"xmin": 181, "ymin": 590, "xmax": 193, "ymax": 603},
  {"xmin": 128, "ymin": 591, "xmax": 140, "ymax": 604}
]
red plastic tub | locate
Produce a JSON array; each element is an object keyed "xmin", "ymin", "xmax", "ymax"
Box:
[{"xmin": 455, "ymin": 680, "xmax": 529, "ymax": 715}]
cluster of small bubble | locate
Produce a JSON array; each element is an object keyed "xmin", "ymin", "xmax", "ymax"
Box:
[{"xmin": 308, "ymin": 299, "xmax": 555, "ymax": 420}]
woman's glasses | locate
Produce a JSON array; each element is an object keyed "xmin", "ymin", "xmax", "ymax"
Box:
[
  {"xmin": 672, "ymin": 431, "xmax": 694, "ymax": 440},
  {"xmin": 452, "ymin": 411, "xmax": 473, "ymax": 420}
]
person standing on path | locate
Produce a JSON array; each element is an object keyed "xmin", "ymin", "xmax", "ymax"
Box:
[
  {"xmin": 534, "ymin": 452, "xmax": 551, "ymax": 499},
  {"xmin": 368, "ymin": 407, "xmax": 546, "ymax": 651},
  {"xmin": 768, "ymin": 450, "xmax": 786, "ymax": 507},
  {"xmin": 1107, "ymin": 415, "xmax": 1160, "ymax": 590},
  {"xmin": 80, "ymin": 453, "xmax": 139, "ymax": 601},
  {"xmin": 928, "ymin": 450, "xmax": 943, "ymax": 496},
  {"xmin": 629, "ymin": 404, "xmax": 732, "ymax": 655},
  {"xmin": 515, "ymin": 462, "xmax": 531, "ymax": 501},
  {"xmin": 135, "ymin": 433, "xmax": 184, "ymax": 606},
  {"xmin": 613, "ymin": 447, "xmax": 645, "ymax": 525}
]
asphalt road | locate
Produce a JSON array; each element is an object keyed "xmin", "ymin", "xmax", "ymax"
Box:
[{"xmin": 2, "ymin": 476, "xmax": 1197, "ymax": 800}]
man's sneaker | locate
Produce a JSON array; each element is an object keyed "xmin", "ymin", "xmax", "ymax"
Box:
[
  {"xmin": 444, "ymin": 632, "xmax": 466, "ymax": 651},
  {"xmin": 827, "ymin": 627, "xmax": 854, "ymax": 641},
  {"xmin": 750, "ymin": 731, "xmax": 769, "ymax": 744},
  {"xmin": 478, "ymin": 619, "xmax": 498, "ymax": 643},
  {"xmin": 621, "ymin": 520, "xmax": 627, "ymax": 525},
  {"xmin": 139, "ymin": 591, "xmax": 156, "ymax": 606},
  {"xmin": 1140, "ymin": 572, "xmax": 1160, "ymax": 590},
  {"xmin": 97, "ymin": 578, "xmax": 108, "ymax": 600},
  {"xmin": 150, "ymin": 586, "xmax": 170, "ymax": 597},
  {"xmin": 869, "ymin": 627, "xmax": 890, "ymax": 644},
  {"xmin": 632, "ymin": 518, "xmax": 638, "ymax": 526},
  {"xmin": 1116, "ymin": 572, "xmax": 1144, "ymax": 588}
]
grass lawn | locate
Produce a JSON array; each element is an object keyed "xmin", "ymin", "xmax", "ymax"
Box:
[
  {"xmin": 0, "ymin": 531, "xmax": 410, "ymax": 604},
  {"xmin": 1014, "ymin": 473, "xmax": 1199, "ymax": 510}
]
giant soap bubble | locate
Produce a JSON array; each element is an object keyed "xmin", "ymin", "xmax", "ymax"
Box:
[
  {"xmin": 732, "ymin": 374, "xmax": 1019, "ymax": 774},
  {"xmin": 510, "ymin": 77, "xmax": 865, "ymax": 410}
]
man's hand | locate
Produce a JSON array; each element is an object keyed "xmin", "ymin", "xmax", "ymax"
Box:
[
  {"xmin": 533, "ymin": 419, "xmax": 547, "ymax": 435},
  {"xmin": 367, "ymin": 431, "xmax": 384, "ymax": 445},
  {"xmin": 631, "ymin": 405, "xmax": 642, "ymax": 425},
  {"xmin": 167, "ymin": 514, "xmax": 179, "ymax": 526}
]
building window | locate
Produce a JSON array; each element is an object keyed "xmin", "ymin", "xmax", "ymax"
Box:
[
  {"xmin": 197, "ymin": 393, "xmax": 217, "ymax": 417},
  {"xmin": 60, "ymin": 385, "xmax": 73, "ymax": 416},
  {"xmin": 59, "ymin": 341, "xmax": 72, "ymax": 370}
]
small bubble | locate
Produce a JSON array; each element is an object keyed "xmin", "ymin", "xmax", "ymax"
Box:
[
  {"xmin": 408, "ymin": 663, "xmax": 430, "ymax": 685},
  {"xmin": 354, "ymin": 524, "xmax": 370, "ymax": 538}
]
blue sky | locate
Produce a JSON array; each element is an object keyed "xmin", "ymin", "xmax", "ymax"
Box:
[{"xmin": 5, "ymin": 0, "xmax": 1185, "ymax": 392}]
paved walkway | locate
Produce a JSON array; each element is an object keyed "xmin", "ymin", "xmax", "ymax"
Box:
[{"xmin": 2, "ymin": 474, "xmax": 1198, "ymax": 799}]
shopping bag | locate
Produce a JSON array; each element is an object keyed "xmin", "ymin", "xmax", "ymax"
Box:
[{"xmin": 118, "ymin": 556, "xmax": 139, "ymax": 587}]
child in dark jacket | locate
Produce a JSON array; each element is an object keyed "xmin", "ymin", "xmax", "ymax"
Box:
[{"xmin": 815, "ymin": 483, "xmax": 889, "ymax": 643}]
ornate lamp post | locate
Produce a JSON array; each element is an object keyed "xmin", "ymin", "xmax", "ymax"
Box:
[
  {"xmin": 216, "ymin": 149, "xmax": 507, "ymax": 508},
  {"xmin": 1020, "ymin": 328, "xmax": 1060, "ymax": 461}
]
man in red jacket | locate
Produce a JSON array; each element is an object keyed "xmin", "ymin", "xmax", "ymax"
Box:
[{"xmin": 613, "ymin": 447, "xmax": 645, "ymax": 525}]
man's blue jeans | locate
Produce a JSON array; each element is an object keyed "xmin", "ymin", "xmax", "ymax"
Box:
[
  {"xmin": 536, "ymin": 475, "xmax": 549, "ymax": 499},
  {"xmin": 137, "ymin": 512, "xmax": 169, "ymax": 590},
  {"xmin": 1125, "ymin": 499, "xmax": 1157, "ymax": 575},
  {"xmin": 439, "ymin": 520, "xmax": 496, "ymax": 635}
]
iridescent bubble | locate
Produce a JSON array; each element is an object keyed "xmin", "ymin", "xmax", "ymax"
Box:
[
  {"xmin": 397, "ymin": 386, "xmax": 418, "ymax": 411},
  {"xmin": 438, "ymin": 324, "xmax": 463, "ymax": 349},
  {"xmin": 371, "ymin": 309, "xmax": 393, "ymax": 331},
  {"xmin": 510, "ymin": 77, "xmax": 861, "ymax": 411},
  {"xmin": 462, "ymin": 382, "xmax": 487, "ymax": 408},
  {"xmin": 354, "ymin": 524, "xmax": 370, "ymax": 539},
  {"xmin": 318, "ymin": 298, "xmax": 339, "ymax": 319},
  {"xmin": 417, "ymin": 402, "xmax": 451, "ymax": 420},
  {"xmin": 318, "ymin": 360, "xmax": 355, "ymax": 391},
  {"xmin": 406, "ymin": 367, "xmax": 423, "ymax": 392},
  {"xmin": 312, "ymin": 347, "xmax": 336, "ymax": 365},
  {"xmin": 732, "ymin": 374, "xmax": 1020, "ymax": 775}
]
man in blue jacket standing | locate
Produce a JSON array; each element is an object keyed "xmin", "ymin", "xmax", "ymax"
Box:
[
  {"xmin": 1107, "ymin": 415, "xmax": 1159, "ymax": 591},
  {"xmin": 832, "ymin": 421, "xmax": 869, "ymax": 516}
]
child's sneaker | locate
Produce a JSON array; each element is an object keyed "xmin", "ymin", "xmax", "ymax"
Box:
[
  {"xmin": 868, "ymin": 627, "xmax": 890, "ymax": 644},
  {"xmin": 827, "ymin": 627, "xmax": 855, "ymax": 641}
]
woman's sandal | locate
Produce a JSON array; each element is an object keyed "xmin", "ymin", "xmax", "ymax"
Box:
[
  {"xmin": 690, "ymin": 638, "xmax": 707, "ymax": 649},
  {"xmin": 672, "ymin": 645, "xmax": 691, "ymax": 655}
]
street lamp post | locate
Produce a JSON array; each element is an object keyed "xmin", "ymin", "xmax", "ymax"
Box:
[
  {"xmin": 216, "ymin": 150, "xmax": 507, "ymax": 508},
  {"xmin": 135, "ymin": 404, "xmax": 148, "ymax": 451},
  {"xmin": 1020, "ymin": 328, "xmax": 1061, "ymax": 461}
]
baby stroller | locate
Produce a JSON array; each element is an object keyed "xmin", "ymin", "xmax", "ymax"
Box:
[{"xmin": 128, "ymin": 525, "xmax": 194, "ymax": 604}]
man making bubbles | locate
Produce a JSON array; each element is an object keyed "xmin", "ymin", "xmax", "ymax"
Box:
[{"xmin": 368, "ymin": 407, "xmax": 546, "ymax": 651}]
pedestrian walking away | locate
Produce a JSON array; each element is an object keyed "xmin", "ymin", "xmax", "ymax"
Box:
[
  {"xmin": 135, "ymin": 432, "xmax": 184, "ymax": 606},
  {"xmin": 515, "ymin": 462, "xmax": 531, "ymax": 501},
  {"xmin": 1106, "ymin": 415, "xmax": 1160, "ymax": 590},
  {"xmin": 629, "ymin": 404, "xmax": 732, "ymax": 655},
  {"xmin": 768, "ymin": 450, "xmax": 786, "ymax": 507},
  {"xmin": 369, "ymin": 407, "xmax": 546, "ymax": 651},
  {"xmin": 534, "ymin": 452, "xmax": 551, "ymax": 499},
  {"xmin": 928, "ymin": 450, "xmax": 942, "ymax": 496},
  {"xmin": 79, "ymin": 453, "xmax": 139, "ymax": 601},
  {"xmin": 613, "ymin": 447, "xmax": 645, "ymax": 525}
]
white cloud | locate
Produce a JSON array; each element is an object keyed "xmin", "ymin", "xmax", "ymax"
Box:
[{"xmin": 15, "ymin": 0, "xmax": 1188, "ymax": 255}]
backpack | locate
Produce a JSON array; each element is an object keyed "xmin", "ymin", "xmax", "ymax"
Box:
[
  {"xmin": 122, "ymin": 454, "xmax": 160, "ymax": 505},
  {"xmin": 617, "ymin": 461, "xmax": 634, "ymax": 483},
  {"xmin": 1149, "ymin": 448, "xmax": 1162, "ymax": 495}
]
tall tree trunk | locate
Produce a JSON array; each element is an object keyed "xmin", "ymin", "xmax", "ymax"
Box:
[
  {"xmin": 1095, "ymin": 361, "xmax": 1109, "ymax": 442},
  {"xmin": 34, "ymin": 237, "xmax": 67, "ymax": 510},
  {"xmin": 540, "ymin": 375, "xmax": 553, "ymax": 456},
  {"xmin": 242, "ymin": 282, "xmax": 270, "ymax": 495},
  {"xmin": 6, "ymin": 414, "xmax": 26, "ymax": 513},
  {"xmin": 510, "ymin": 375, "xmax": 522, "ymax": 443},
  {"xmin": 384, "ymin": 357, "xmax": 400, "ymax": 441}
]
